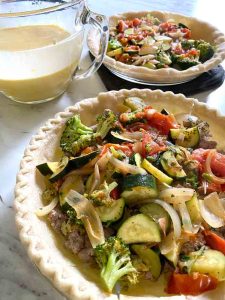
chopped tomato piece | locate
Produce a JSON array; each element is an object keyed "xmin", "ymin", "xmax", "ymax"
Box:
[
  {"xmin": 181, "ymin": 27, "xmax": 191, "ymax": 38},
  {"xmin": 159, "ymin": 22, "xmax": 176, "ymax": 32},
  {"xmin": 146, "ymin": 111, "xmax": 179, "ymax": 135},
  {"xmin": 166, "ymin": 272, "xmax": 218, "ymax": 295},
  {"xmin": 142, "ymin": 132, "xmax": 166, "ymax": 157},
  {"xmin": 110, "ymin": 187, "xmax": 120, "ymax": 200},
  {"xmin": 81, "ymin": 146, "xmax": 96, "ymax": 155},
  {"xmin": 117, "ymin": 20, "xmax": 128, "ymax": 33},
  {"xmin": 132, "ymin": 18, "xmax": 141, "ymax": 27},
  {"xmin": 203, "ymin": 230, "xmax": 225, "ymax": 255}
]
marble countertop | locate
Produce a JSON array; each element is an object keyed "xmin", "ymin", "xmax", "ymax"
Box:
[{"xmin": 1, "ymin": 0, "xmax": 225, "ymax": 299}]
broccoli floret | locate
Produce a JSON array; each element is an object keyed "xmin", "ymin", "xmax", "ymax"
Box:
[
  {"xmin": 181, "ymin": 39, "xmax": 195, "ymax": 50},
  {"xmin": 195, "ymin": 40, "xmax": 214, "ymax": 63},
  {"xmin": 156, "ymin": 51, "xmax": 172, "ymax": 66},
  {"xmin": 90, "ymin": 181, "xmax": 118, "ymax": 207},
  {"xmin": 94, "ymin": 237, "xmax": 138, "ymax": 292},
  {"xmin": 95, "ymin": 109, "xmax": 117, "ymax": 140},
  {"xmin": 60, "ymin": 115, "xmax": 93, "ymax": 154},
  {"xmin": 176, "ymin": 56, "xmax": 199, "ymax": 70},
  {"xmin": 108, "ymin": 39, "xmax": 122, "ymax": 51}
]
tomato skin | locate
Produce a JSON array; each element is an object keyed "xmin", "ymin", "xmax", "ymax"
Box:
[
  {"xmin": 110, "ymin": 187, "xmax": 120, "ymax": 200},
  {"xmin": 117, "ymin": 20, "xmax": 128, "ymax": 33},
  {"xmin": 203, "ymin": 230, "xmax": 225, "ymax": 255},
  {"xmin": 181, "ymin": 27, "xmax": 191, "ymax": 38},
  {"xmin": 132, "ymin": 18, "xmax": 141, "ymax": 27},
  {"xmin": 146, "ymin": 112, "xmax": 178, "ymax": 135},
  {"xmin": 142, "ymin": 132, "xmax": 166, "ymax": 157},
  {"xmin": 166, "ymin": 272, "xmax": 218, "ymax": 295}
]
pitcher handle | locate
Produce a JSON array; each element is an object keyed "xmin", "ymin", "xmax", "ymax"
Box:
[{"xmin": 73, "ymin": 6, "xmax": 109, "ymax": 80}]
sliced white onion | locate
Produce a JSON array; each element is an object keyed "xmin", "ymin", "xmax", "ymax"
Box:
[
  {"xmin": 177, "ymin": 202, "xmax": 199, "ymax": 234},
  {"xmin": 160, "ymin": 231, "xmax": 176, "ymax": 255},
  {"xmin": 205, "ymin": 149, "xmax": 225, "ymax": 184},
  {"xmin": 89, "ymin": 164, "xmax": 101, "ymax": 194},
  {"xmin": 199, "ymin": 199, "xmax": 225, "ymax": 228},
  {"xmin": 110, "ymin": 156, "xmax": 147, "ymax": 175},
  {"xmin": 202, "ymin": 180, "xmax": 208, "ymax": 195},
  {"xmin": 121, "ymin": 131, "xmax": 143, "ymax": 141},
  {"xmin": 159, "ymin": 188, "xmax": 195, "ymax": 204},
  {"xmin": 65, "ymin": 167, "xmax": 94, "ymax": 178},
  {"xmin": 204, "ymin": 192, "xmax": 225, "ymax": 220},
  {"xmin": 36, "ymin": 197, "xmax": 58, "ymax": 217},
  {"xmin": 152, "ymin": 199, "xmax": 181, "ymax": 238},
  {"xmin": 65, "ymin": 190, "xmax": 105, "ymax": 248}
]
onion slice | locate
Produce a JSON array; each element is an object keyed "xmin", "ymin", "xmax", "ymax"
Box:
[
  {"xmin": 65, "ymin": 190, "xmax": 105, "ymax": 248},
  {"xmin": 89, "ymin": 164, "xmax": 101, "ymax": 194},
  {"xmin": 152, "ymin": 199, "xmax": 181, "ymax": 238},
  {"xmin": 110, "ymin": 156, "xmax": 147, "ymax": 175},
  {"xmin": 159, "ymin": 188, "xmax": 195, "ymax": 204},
  {"xmin": 177, "ymin": 202, "xmax": 199, "ymax": 234},
  {"xmin": 159, "ymin": 231, "xmax": 176, "ymax": 255},
  {"xmin": 199, "ymin": 199, "xmax": 225, "ymax": 228},
  {"xmin": 36, "ymin": 197, "xmax": 58, "ymax": 217},
  {"xmin": 204, "ymin": 192, "xmax": 225, "ymax": 220},
  {"xmin": 205, "ymin": 149, "xmax": 225, "ymax": 184}
]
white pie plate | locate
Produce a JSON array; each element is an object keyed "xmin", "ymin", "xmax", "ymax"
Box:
[
  {"xmin": 14, "ymin": 89, "xmax": 225, "ymax": 299},
  {"xmin": 88, "ymin": 11, "xmax": 225, "ymax": 85}
]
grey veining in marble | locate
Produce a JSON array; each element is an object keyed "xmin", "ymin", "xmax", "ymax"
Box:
[{"xmin": 0, "ymin": 0, "xmax": 225, "ymax": 299}]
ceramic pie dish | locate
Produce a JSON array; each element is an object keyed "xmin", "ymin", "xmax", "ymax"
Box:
[
  {"xmin": 88, "ymin": 11, "xmax": 225, "ymax": 85},
  {"xmin": 14, "ymin": 89, "xmax": 225, "ymax": 299}
]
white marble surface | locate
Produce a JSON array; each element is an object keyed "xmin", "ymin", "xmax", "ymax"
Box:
[{"xmin": 0, "ymin": 0, "xmax": 225, "ymax": 299}]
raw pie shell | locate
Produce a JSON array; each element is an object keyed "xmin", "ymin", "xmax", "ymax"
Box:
[
  {"xmin": 14, "ymin": 89, "xmax": 225, "ymax": 299},
  {"xmin": 88, "ymin": 11, "xmax": 225, "ymax": 83}
]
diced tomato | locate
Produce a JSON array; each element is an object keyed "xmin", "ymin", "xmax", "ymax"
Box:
[
  {"xmin": 117, "ymin": 20, "xmax": 128, "ymax": 33},
  {"xmin": 159, "ymin": 22, "xmax": 176, "ymax": 32},
  {"xmin": 100, "ymin": 143, "xmax": 133, "ymax": 157},
  {"xmin": 191, "ymin": 149, "xmax": 225, "ymax": 177},
  {"xmin": 125, "ymin": 20, "xmax": 134, "ymax": 28},
  {"xmin": 132, "ymin": 18, "xmax": 141, "ymax": 27},
  {"xmin": 185, "ymin": 49, "xmax": 199, "ymax": 58},
  {"xmin": 203, "ymin": 230, "xmax": 225, "ymax": 255},
  {"xmin": 110, "ymin": 187, "xmax": 120, "ymax": 200},
  {"xmin": 119, "ymin": 37, "xmax": 128, "ymax": 46},
  {"xmin": 166, "ymin": 272, "xmax": 218, "ymax": 295},
  {"xmin": 181, "ymin": 27, "xmax": 191, "ymax": 38},
  {"xmin": 123, "ymin": 45, "xmax": 140, "ymax": 52},
  {"xmin": 127, "ymin": 122, "xmax": 153, "ymax": 132},
  {"xmin": 146, "ymin": 111, "xmax": 179, "ymax": 135},
  {"xmin": 142, "ymin": 132, "xmax": 166, "ymax": 157},
  {"xmin": 81, "ymin": 146, "xmax": 96, "ymax": 155}
]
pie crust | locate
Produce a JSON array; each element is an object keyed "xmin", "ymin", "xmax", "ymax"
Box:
[
  {"xmin": 14, "ymin": 89, "xmax": 225, "ymax": 299},
  {"xmin": 88, "ymin": 11, "xmax": 225, "ymax": 83}
]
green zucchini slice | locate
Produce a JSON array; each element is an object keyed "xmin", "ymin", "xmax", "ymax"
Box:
[
  {"xmin": 160, "ymin": 150, "xmax": 186, "ymax": 179},
  {"xmin": 59, "ymin": 174, "xmax": 84, "ymax": 206},
  {"xmin": 95, "ymin": 198, "xmax": 125, "ymax": 223},
  {"xmin": 37, "ymin": 161, "xmax": 62, "ymax": 176},
  {"xmin": 121, "ymin": 174, "xmax": 158, "ymax": 205},
  {"xmin": 107, "ymin": 48, "xmax": 123, "ymax": 57},
  {"xmin": 49, "ymin": 156, "xmax": 69, "ymax": 182},
  {"xmin": 117, "ymin": 213, "xmax": 161, "ymax": 244},
  {"xmin": 132, "ymin": 244, "xmax": 161, "ymax": 279},
  {"xmin": 142, "ymin": 159, "xmax": 173, "ymax": 185},
  {"xmin": 67, "ymin": 150, "xmax": 99, "ymax": 171},
  {"xmin": 170, "ymin": 126, "xmax": 200, "ymax": 148},
  {"xmin": 140, "ymin": 202, "xmax": 171, "ymax": 234}
]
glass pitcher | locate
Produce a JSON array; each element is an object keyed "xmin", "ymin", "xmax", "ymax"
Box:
[{"xmin": 0, "ymin": 0, "xmax": 108, "ymax": 104}]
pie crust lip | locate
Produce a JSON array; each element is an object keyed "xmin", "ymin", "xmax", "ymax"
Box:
[
  {"xmin": 88, "ymin": 10, "xmax": 225, "ymax": 84},
  {"xmin": 14, "ymin": 89, "xmax": 225, "ymax": 300}
]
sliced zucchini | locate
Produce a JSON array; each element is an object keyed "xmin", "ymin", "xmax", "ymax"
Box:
[
  {"xmin": 37, "ymin": 161, "xmax": 62, "ymax": 176},
  {"xmin": 109, "ymin": 131, "xmax": 134, "ymax": 143},
  {"xmin": 132, "ymin": 244, "xmax": 161, "ymax": 279},
  {"xmin": 186, "ymin": 193, "xmax": 202, "ymax": 224},
  {"xmin": 142, "ymin": 159, "xmax": 173, "ymax": 185},
  {"xmin": 189, "ymin": 249, "xmax": 225, "ymax": 281},
  {"xmin": 160, "ymin": 108, "xmax": 170, "ymax": 115},
  {"xmin": 129, "ymin": 153, "xmax": 142, "ymax": 167},
  {"xmin": 67, "ymin": 150, "xmax": 99, "ymax": 171},
  {"xmin": 140, "ymin": 203, "xmax": 171, "ymax": 234},
  {"xmin": 95, "ymin": 198, "xmax": 125, "ymax": 223},
  {"xmin": 121, "ymin": 174, "xmax": 158, "ymax": 205},
  {"xmin": 123, "ymin": 96, "xmax": 145, "ymax": 111},
  {"xmin": 143, "ymin": 62, "xmax": 156, "ymax": 69},
  {"xmin": 154, "ymin": 35, "xmax": 172, "ymax": 43},
  {"xmin": 107, "ymin": 48, "xmax": 123, "ymax": 57},
  {"xmin": 170, "ymin": 126, "xmax": 200, "ymax": 148},
  {"xmin": 163, "ymin": 232, "xmax": 182, "ymax": 267},
  {"xmin": 117, "ymin": 213, "xmax": 161, "ymax": 244},
  {"xmin": 59, "ymin": 174, "xmax": 84, "ymax": 206},
  {"xmin": 49, "ymin": 156, "xmax": 69, "ymax": 182},
  {"xmin": 160, "ymin": 150, "xmax": 186, "ymax": 179}
]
